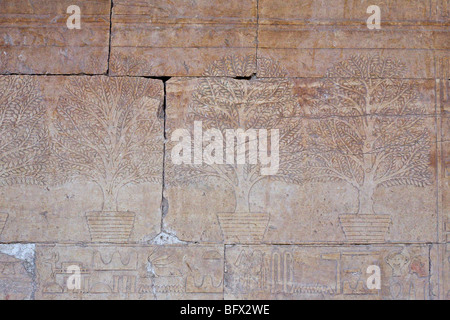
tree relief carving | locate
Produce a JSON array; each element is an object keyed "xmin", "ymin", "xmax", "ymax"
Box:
[
  {"xmin": 0, "ymin": 76, "xmax": 48, "ymax": 187},
  {"xmin": 51, "ymin": 77, "xmax": 164, "ymax": 213},
  {"xmin": 304, "ymin": 55, "xmax": 432, "ymax": 242}
]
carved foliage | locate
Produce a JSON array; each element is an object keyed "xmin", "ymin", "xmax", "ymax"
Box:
[
  {"xmin": 305, "ymin": 55, "xmax": 432, "ymax": 190},
  {"xmin": 167, "ymin": 56, "xmax": 304, "ymax": 213},
  {"xmin": 168, "ymin": 77, "xmax": 304, "ymax": 187},
  {"xmin": 0, "ymin": 76, "xmax": 48, "ymax": 187},
  {"xmin": 52, "ymin": 77, "xmax": 164, "ymax": 209}
]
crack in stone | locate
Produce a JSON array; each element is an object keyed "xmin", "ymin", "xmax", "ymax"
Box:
[{"xmin": 106, "ymin": 0, "xmax": 114, "ymax": 75}]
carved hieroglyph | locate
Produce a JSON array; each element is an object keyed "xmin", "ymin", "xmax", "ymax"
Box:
[
  {"xmin": 52, "ymin": 77, "xmax": 164, "ymax": 243},
  {"xmin": 166, "ymin": 56, "xmax": 304, "ymax": 243},
  {"xmin": 304, "ymin": 55, "xmax": 432, "ymax": 243},
  {"xmin": 35, "ymin": 244, "xmax": 224, "ymax": 300},
  {"xmin": 225, "ymin": 245, "xmax": 432, "ymax": 300},
  {"xmin": 0, "ymin": 76, "xmax": 49, "ymax": 236}
]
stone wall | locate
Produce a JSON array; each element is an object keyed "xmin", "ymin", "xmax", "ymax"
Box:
[{"xmin": 0, "ymin": 0, "xmax": 448, "ymax": 300}]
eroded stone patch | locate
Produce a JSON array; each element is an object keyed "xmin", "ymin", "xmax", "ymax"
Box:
[{"xmin": 0, "ymin": 244, "xmax": 35, "ymax": 300}]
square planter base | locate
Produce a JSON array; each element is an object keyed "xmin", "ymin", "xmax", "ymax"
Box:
[
  {"xmin": 339, "ymin": 214, "xmax": 391, "ymax": 243},
  {"xmin": 217, "ymin": 212, "xmax": 270, "ymax": 244},
  {"xmin": 86, "ymin": 211, "xmax": 135, "ymax": 243}
]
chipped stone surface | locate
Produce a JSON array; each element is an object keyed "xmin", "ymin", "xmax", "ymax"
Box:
[
  {"xmin": 0, "ymin": 0, "xmax": 110, "ymax": 74},
  {"xmin": 0, "ymin": 244, "xmax": 35, "ymax": 300}
]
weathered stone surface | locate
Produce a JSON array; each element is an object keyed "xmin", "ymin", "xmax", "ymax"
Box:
[
  {"xmin": 259, "ymin": 27, "xmax": 449, "ymax": 51},
  {"xmin": 257, "ymin": 0, "xmax": 449, "ymax": 77},
  {"xmin": 0, "ymin": 0, "xmax": 448, "ymax": 301},
  {"xmin": 0, "ymin": 244, "xmax": 35, "ymax": 300},
  {"xmin": 442, "ymin": 137, "xmax": 450, "ymax": 243},
  {"xmin": 35, "ymin": 244, "xmax": 223, "ymax": 299},
  {"xmin": 430, "ymin": 243, "xmax": 449, "ymax": 299},
  {"xmin": 259, "ymin": 0, "xmax": 449, "ymax": 24},
  {"xmin": 0, "ymin": 0, "xmax": 110, "ymax": 74},
  {"xmin": 258, "ymin": 49, "xmax": 438, "ymax": 79},
  {"xmin": 164, "ymin": 55, "xmax": 439, "ymax": 244},
  {"xmin": 225, "ymin": 245, "xmax": 433, "ymax": 300},
  {"xmin": 437, "ymin": 54, "xmax": 449, "ymax": 244},
  {"xmin": 164, "ymin": 76, "xmax": 302, "ymax": 243},
  {"xmin": 0, "ymin": 76, "xmax": 164, "ymax": 243},
  {"xmin": 110, "ymin": 0, "xmax": 257, "ymax": 77}
]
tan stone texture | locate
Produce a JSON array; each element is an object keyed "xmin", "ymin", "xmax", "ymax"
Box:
[
  {"xmin": 0, "ymin": 0, "xmax": 448, "ymax": 300},
  {"xmin": 225, "ymin": 245, "xmax": 434, "ymax": 300},
  {"xmin": 258, "ymin": 0, "xmax": 449, "ymax": 78},
  {"xmin": 165, "ymin": 74, "xmax": 439, "ymax": 244},
  {"xmin": 0, "ymin": 0, "xmax": 111, "ymax": 74},
  {"xmin": 0, "ymin": 247, "xmax": 34, "ymax": 300},
  {"xmin": 110, "ymin": 0, "xmax": 258, "ymax": 77},
  {"xmin": 35, "ymin": 244, "xmax": 223, "ymax": 300},
  {"xmin": 0, "ymin": 76, "xmax": 164, "ymax": 243}
]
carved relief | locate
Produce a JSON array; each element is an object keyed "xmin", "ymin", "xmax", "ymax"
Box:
[
  {"xmin": 36, "ymin": 245, "xmax": 224, "ymax": 300},
  {"xmin": 51, "ymin": 77, "xmax": 164, "ymax": 243},
  {"xmin": 109, "ymin": 53, "xmax": 152, "ymax": 77},
  {"xmin": 225, "ymin": 245, "xmax": 431, "ymax": 300},
  {"xmin": 230, "ymin": 250, "xmax": 265, "ymax": 294},
  {"xmin": 185, "ymin": 275, "xmax": 223, "ymax": 293},
  {"xmin": 384, "ymin": 247, "xmax": 430, "ymax": 300},
  {"xmin": 438, "ymin": 56, "xmax": 450, "ymax": 242},
  {"xmin": 305, "ymin": 55, "xmax": 432, "ymax": 243},
  {"xmin": 0, "ymin": 0, "xmax": 447, "ymax": 302},
  {"xmin": 202, "ymin": 55, "xmax": 287, "ymax": 78},
  {"xmin": 331, "ymin": 251, "xmax": 384, "ymax": 296},
  {"xmin": 386, "ymin": 248, "xmax": 410, "ymax": 277},
  {"xmin": 167, "ymin": 73, "xmax": 304, "ymax": 244},
  {"xmin": 202, "ymin": 55, "xmax": 256, "ymax": 77},
  {"xmin": 0, "ymin": 76, "xmax": 49, "ymax": 236},
  {"xmin": 257, "ymin": 57, "xmax": 288, "ymax": 78}
]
